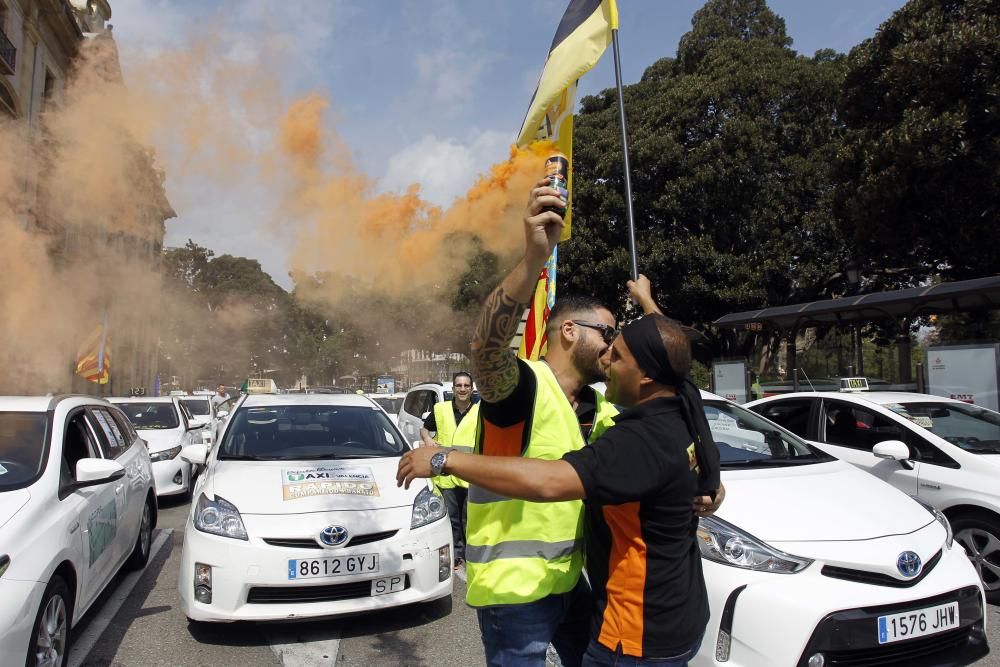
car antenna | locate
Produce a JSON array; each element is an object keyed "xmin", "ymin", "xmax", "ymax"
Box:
[{"xmin": 799, "ymin": 367, "xmax": 817, "ymax": 392}]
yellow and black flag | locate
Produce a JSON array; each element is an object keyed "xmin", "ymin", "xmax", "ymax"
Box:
[{"xmin": 516, "ymin": 0, "xmax": 618, "ymax": 360}]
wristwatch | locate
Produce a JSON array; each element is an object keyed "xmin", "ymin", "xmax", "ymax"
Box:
[{"xmin": 430, "ymin": 450, "xmax": 450, "ymax": 477}]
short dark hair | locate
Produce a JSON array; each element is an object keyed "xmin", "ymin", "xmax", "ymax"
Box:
[
  {"xmin": 452, "ymin": 371, "xmax": 473, "ymax": 384},
  {"xmin": 546, "ymin": 295, "xmax": 612, "ymax": 337}
]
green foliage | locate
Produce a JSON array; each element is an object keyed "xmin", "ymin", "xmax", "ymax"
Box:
[
  {"xmin": 835, "ymin": 0, "xmax": 1000, "ymax": 285},
  {"xmin": 563, "ymin": 0, "xmax": 850, "ymax": 349}
]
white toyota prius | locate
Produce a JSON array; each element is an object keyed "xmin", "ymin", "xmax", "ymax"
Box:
[
  {"xmin": 694, "ymin": 393, "xmax": 988, "ymax": 666},
  {"xmin": 176, "ymin": 393, "xmax": 452, "ymax": 623}
]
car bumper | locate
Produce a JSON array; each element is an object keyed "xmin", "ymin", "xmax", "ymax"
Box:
[
  {"xmin": 152, "ymin": 457, "xmax": 189, "ymax": 497},
  {"xmin": 693, "ymin": 544, "xmax": 988, "ymax": 667},
  {"xmin": 178, "ymin": 515, "xmax": 453, "ymax": 622},
  {"xmin": 0, "ymin": 578, "xmax": 46, "ymax": 662}
]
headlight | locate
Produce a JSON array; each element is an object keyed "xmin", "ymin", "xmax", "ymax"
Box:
[
  {"xmin": 698, "ymin": 516, "xmax": 812, "ymax": 573},
  {"xmin": 411, "ymin": 485, "xmax": 447, "ymax": 529},
  {"xmin": 150, "ymin": 445, "xmax": 182, "ymax": 463},
  {"xmin": 914, "ymin": 498, "xmax": 953, "ymax": 549},
  {"xmin": 194, "ymin": 493, "xmax": 248, "ymax": 540}
]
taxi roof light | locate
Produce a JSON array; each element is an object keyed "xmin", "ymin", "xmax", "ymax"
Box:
[
  {"xmin": 839, "ymin": 377, "xmax": 870, "ymax": 393},
  {"xmin": 244, "ymin": 378, "xmax": 279, "ymax": 394}
]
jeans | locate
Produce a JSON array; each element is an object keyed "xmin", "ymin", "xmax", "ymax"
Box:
[
  {"xmin": 477, "ymin": 577, "xmax": 592, "ymax": 667},
  {"xmin": 442, "ymin": 487, "xmax": 467, "ymax": 561},
  {"xmin": 580, "ymin": 635, "xmax": 704, "ymax": 667}
]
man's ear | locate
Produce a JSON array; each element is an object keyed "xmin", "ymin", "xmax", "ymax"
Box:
[
  {"xmin": 638, "ymin": 376, "xmax": 655, "ymax": 388},
  {"xmin": 559, "ymin": 320, "xmax": 577, "ymax": 343}
]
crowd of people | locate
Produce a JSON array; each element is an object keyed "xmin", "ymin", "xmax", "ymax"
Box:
[{"xmin": 397, "ymin": 178, "xmax": 725, "ymax": 667}]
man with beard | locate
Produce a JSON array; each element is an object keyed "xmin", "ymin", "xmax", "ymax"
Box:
[{"xmin": 405, "ymin": 178, "xmax": 719, "ymax": 667}]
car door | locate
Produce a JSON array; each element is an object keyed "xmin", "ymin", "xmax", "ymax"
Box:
[
  {"xmin": 90, "ymin": 406, "xmax": 143, "ymax": 565},
  {"xmin": 818, "ymin": 398, "xmax": 920, "ymax": 495},
  {"xmin": 399, "ymin": 389, "xmax": 435, "ymax": 443},
  {"xmin": 750, "ymin": 398, "xmax": 817, "ymax": 440},
  {"xmin": 59, "ymin": 409, "xmax": 121, "ymax": 608}
]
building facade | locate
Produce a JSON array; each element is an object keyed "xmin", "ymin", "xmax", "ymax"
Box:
[{"xmin": 1, "ymin": 0, "xmax": 174, "ymax": 396}]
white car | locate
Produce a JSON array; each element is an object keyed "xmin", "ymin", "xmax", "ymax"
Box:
[
  {"xmin": 694, "ymin": 393, "xmax": 987, "ymax": 666},
  {"xmin": 109, "ymin": 396, "xmax": 204, "ymax": 498},
  {"xmin": 746, "ymin": 390, "xmax": 1000, "ymax": 603},
  {"xmin": 178, "ymin": 395, "xmax": 218, "ymax": 446},
  {"xmin": 176, "ymin": 393, "xmax": 452, "ymax": 623},
  {"xmin": 396, "ymin": 381, "xmax": 479, "ymax": 444},
  {"xmin": 0, "ymin": 396, "xmax": 157, "ymax": 667},
  {"xmin": 366, "ymin": 393, "xmax": 406, "ymax": 426}
]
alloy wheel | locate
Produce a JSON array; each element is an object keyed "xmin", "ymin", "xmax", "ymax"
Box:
[
  {"xmin": 34, "ymin": 594, "xmax": 67, "ymax": 667},
  {"xmin": 955, "ymin": 527, "xmax": 1000, "ymax": 591}
]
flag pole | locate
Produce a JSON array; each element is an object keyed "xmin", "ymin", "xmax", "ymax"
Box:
[{"xmin": 611, "ymin": 28, "xmax": 639, "ymax": 281}]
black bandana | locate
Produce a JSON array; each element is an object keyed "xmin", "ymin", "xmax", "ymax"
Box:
[{"xmin": 620, "ymin": 315, "xmax": 721, "ymax": 495}]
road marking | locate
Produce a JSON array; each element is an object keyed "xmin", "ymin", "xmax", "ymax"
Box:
[
  {"xmin": 69, "ymin": 529, "xmax": 173, "ymax": 667},
  {"xmin": 267, "ymin": 625, "xmax": 341, "ymax": 665}
]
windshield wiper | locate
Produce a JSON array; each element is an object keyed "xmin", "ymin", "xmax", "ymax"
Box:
[
  {"xmin": 722, "ymin": 458, "xmax": 819, "ymax": 467},
  {"xmin": 218, "ymin": 453, "xmax": 273, "ymax": 461},
  {"xmin": 967, "ymin": 447, "xmax": 1000, "ymax": 455}
]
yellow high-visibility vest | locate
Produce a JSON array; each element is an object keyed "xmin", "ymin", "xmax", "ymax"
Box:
[
  {"xmin": 464, "ymin": 360, "xmax": 619, "ymax": 607},
  {"xmin": 432, "ymin": 400, "xmax": 478, "ymax": 490}
]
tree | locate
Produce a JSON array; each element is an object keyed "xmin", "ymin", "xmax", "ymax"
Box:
[
  {"xmin": 562, "ymin": 0, "xmax": 849, "ymax": 356},
  {"xmin": 835, "ymin": 0, "xmax": 1000, "ymax": 286}
]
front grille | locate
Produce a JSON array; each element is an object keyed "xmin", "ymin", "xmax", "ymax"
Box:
[
  {"xmin": 819, "ymin": 627, "xmax": 972, "ymax": 666},
  {"xmin": 262, "ymin": 529, "xmax": 398, "ymax": 550},
  {"xmin": 821, "ymin": 550, "xmax": 942, "ymax": 588},
  {"xmin": 247, "ymin": 576, "xmax": 409, "ymax": 604}
]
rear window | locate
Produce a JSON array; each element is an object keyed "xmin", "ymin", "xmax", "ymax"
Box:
[
  {"xmin": 219, "ymin": 405, "xmax": 407, "ymax": 461},
  {"xmin": 0, "ymin": 412, "xmax": 50, "ymax": 490},
  {"xmin": 180, "ymin": 398, "xmax": 211, "ymax": 416},
  {"xmin": 116, "ymin": 402, "xmax": 179, "ymax": 430},
  {"xmin": 372, "ymin": 397, "xmax": 404, "ymax": 414}
]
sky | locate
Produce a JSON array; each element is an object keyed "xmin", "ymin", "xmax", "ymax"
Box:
[{"xmin": 109, "ymin": 0, "xmax": 906, "ymax": 288}]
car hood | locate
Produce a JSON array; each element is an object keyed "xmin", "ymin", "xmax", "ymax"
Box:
[
  {"xmin": 137, "ymin": 429, "xmax": 184, "ymax": 452},
  {"xmin": 0, "ymin": 489, "xmax": 30, "ymax": 530},
  {"xmin": 205, "ymin": 457, "xmax": 421, "ymax": 514},
  {"xmin": 717, "ymin": 460, "xmax": 932, "ymax": 542}
]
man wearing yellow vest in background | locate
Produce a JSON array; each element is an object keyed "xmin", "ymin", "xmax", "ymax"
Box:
[{"xmin": 420, "ymin": 372, "xmax": 477, "ymax": 569}]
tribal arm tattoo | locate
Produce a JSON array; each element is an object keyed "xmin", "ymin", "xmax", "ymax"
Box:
[{"xmin": 471, "ymin": 285, "xmax": 529, "ymax": 404}]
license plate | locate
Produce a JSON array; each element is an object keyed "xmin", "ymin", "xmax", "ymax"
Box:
[
  {"xmin": 288, "ymin": 554, "xmax": 379, "ymax": 580},
  {"xmin": 877, "ymin": 602, "xmax": 959, "ymax": 644},
  {"xmin": 371, "ymin": 575, "xmax": 405, "ymax": 596}
]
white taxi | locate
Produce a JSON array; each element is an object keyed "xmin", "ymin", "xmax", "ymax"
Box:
[
  {"xmin": 176, "ymin": 393, "xmax": 452, "ymax": 623},
  {"xmin": 109, "ymin": 396, "xmax": 204, "ymax": 497},
  {"xmin": 0, "ymin": 396, "xmax": 157, "ymax": 667},
  {"xmin": 694, "ymin": 393, "xmax": 987, "ymax": 666},
  {"xmin": 747, "ymin": 387, "xmax": 1000, "ymax": 603}
]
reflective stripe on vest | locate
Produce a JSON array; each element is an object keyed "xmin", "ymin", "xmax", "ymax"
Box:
[
  {"xmin": 464, "ymin": 360, "xmax": 618, "ymax": 607},
  {"xmin": 434, "ymin": 402, "xmax": 478, "ymax": 490}
]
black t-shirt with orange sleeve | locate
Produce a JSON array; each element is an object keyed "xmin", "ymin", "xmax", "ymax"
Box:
[{"xmin": 562, "ymin": 396, "xmax": 710, "ymax": 658}]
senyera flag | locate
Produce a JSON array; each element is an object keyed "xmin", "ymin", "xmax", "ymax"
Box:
[
  {"xmin": 75, "ymin": 316, "xmax": 111, "ymax": 385},
  {"xmin": 517, "ymin": 0, "xmax": 618, "ymax": 360}
]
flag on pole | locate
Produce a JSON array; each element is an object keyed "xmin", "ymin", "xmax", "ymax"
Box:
[
  {"xmin": 75, "ymin": 316, "xmax": 111, "ymax": 385},
  {"xmin": 516, "ymin": 0, "xmax": 618, "ymax": 359}
]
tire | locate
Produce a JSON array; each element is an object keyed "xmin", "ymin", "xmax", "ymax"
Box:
[
  {"xmin": 951, "ymin": 512, "xmax": 1000, "ymax": 604},
  {"xmin": 126, "ymin": 498, "xmax": 154, "ymax": 570},
  {"xmin": 25, "ymin": 576, "xmax": 72, "ymax": 667}
]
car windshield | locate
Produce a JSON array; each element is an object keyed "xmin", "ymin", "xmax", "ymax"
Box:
[
  {"xmin": 890, "ymin": 402, "xmax": 1000, "ymax": 454},
  {"xmin": 372, "ymin": 397, "xmax": 403, "ymax": 414},
  {"xmin": 219, "ymin": 405, "xmax": 407, "ymax": 461},
  {"xmin": 118, "ymin": 402, "xmax": 180, "ymax": 430},
  {"xmin": 704, "ymin": 400, "xmax": 834, "ymax": 468},
  {"xmin": 0, "ymin": 413, "xmax": 49, "ymax": 490},
  {"xmin": 180, "ymin": 398, "xmax": 211, "ymax": 416}
]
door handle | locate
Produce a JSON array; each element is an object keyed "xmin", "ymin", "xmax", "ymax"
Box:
[{"xmin": 115, "ymin": 484, "xmax": 124, "ymax": 494}]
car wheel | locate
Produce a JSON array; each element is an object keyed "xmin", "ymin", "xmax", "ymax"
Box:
[
  {"xmin": 126, "ymin": 498, "xmax": 154, "ymax": 570},
  {"xmin": 952, "ymin": 513, "xmax": 1000, "ymax": 604},
  {"xmin": 26, "ymin": 576, "xmax": 72, "ymax": 667}
]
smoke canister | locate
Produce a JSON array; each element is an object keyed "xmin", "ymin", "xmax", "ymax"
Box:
[{"xmin": 544, "ymin": 154, "xmax": 569, "ymax": 217}]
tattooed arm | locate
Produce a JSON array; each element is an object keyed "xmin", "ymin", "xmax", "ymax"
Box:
[{"xmin": 471, "ymin": 179, "xmax": 566, "ymax": 403}]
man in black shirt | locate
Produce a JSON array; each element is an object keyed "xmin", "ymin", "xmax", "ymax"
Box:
[{"xmin": 398, "ymin": 314, "xmax": 721, "ymax": 666}]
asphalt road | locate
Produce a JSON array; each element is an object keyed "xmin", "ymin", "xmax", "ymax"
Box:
[{"xmin": 67, "ymin": 496, "xmax": 999, "ymax": 667}]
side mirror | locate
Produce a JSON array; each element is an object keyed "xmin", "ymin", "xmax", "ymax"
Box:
[
  {"xmin": 75, "ymin": 458, "xmax": 126, "ymax": 487},
  {"xmin": 216, "ymin": 410, "xmax": 229, "ymax": 419},
  {"xmin": 873, "ymin": 440, "xmax": 910, "ymax": 462},
  {"xmin": 187, "ymin": 419, "xmax": 208, "ymax": 430},
  {"xmin": 180, "ymin": 444, "xmax": 208, "ymax": 465},
  {"xmin": 421, "ymin": 411, "xmax": 431, "ymax": 420},
  {"xmin": 412, "ymin": 440, "xmax": 423, "ymax": 449}
]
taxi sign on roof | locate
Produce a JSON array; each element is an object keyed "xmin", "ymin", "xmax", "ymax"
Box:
[
  {"xmin": 244, "ymin": 378, "xmax": 278, "ymax": 394},
  {"xmin": 839, "ymin": 377, "xmax": 870, "ymax": 392}
]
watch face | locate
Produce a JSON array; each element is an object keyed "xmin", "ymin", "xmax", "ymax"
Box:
[{"xmin": 431, "ymin": 451, "xmax": 446, "ymax": 474}]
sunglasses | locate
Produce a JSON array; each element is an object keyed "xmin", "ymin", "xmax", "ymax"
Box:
[{"xmin": 572, "ymin": 320, "xmax": 619, "ymax": 345}]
